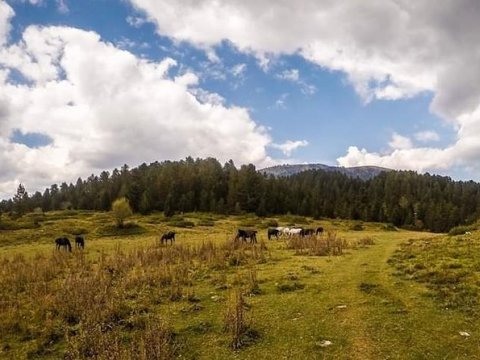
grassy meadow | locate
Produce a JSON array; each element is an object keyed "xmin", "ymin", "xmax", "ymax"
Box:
[{"xmin": 1, "ymin": 211, "xmax": 480, "ymax": 359}]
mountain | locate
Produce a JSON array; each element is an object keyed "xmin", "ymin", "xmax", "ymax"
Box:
[{"xmin": 259, "ymin": 163, "xmax": 391, "ymax": 180}]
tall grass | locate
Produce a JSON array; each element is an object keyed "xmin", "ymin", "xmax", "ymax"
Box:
[
  {"xmin": 286, "ymin": 232, "xmax": 348, "ymax": 256},
  {"xmin": 0, "ymin": 239, "xmax": 268, "ymax": 357}
]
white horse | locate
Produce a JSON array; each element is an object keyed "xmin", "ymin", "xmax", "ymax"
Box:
[{"xmin": 286, "ymin": 228, "xmax": 303, "ymax": 237}]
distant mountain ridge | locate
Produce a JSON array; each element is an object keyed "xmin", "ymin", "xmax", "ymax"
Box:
[{"xmin": 260, "ymin": 163, "xmax": 391, "ymax": 180}]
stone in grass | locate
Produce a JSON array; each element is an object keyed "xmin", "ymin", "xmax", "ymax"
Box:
[
  {"xmin": 459, "ymin": 331, "xmax": 471, "ymax": 337},
  {"xmin": 316, "ymin": 340, "xmax": 333, "ymax": 348}
]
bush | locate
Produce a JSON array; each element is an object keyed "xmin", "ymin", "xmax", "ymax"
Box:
[
  {"xmin": 448, "ymin": 225, "xmax": 475, "ymax": 236},
  {"xmin": 111, "ymin": 198, "xmax": 133, "ymax": 228},
  {"xmin": 95, "ymin": 223, "xmax": 146, "ymax": 237},
  {"xmin": 276, "ymin": 282, "xmax": 305, "ymax": 293},
  {"xmin": 0, "ymin": 219, "xmax": 39, "ymax": 230},
  {"xmin": 358, "ymin": 237, "xmax": 375, "ymax": 246},
  {"xmin": 196, "ymin": 219, "xmax": 215, "ymax": 227},
  {"xmin": 169, "ymin": 220, "xmax": 195, "ymax": 228},
  {"xmin": 350, "ymin": 223, "xmax": 364, "ymax": 231},
  {"xmin": 279, "ymin": 214, "xmax": 309, "ymax": 225},
  {"xmin": 383, "ymin": 223, "xmax": 398, "ymax": 231},
  {"xmin": 70, "ymin": 228, "xmax": 89, "ymax": 236},
  {"xmin": 265, "ymin": 219, "xmax": 278, "ymax": 227}
]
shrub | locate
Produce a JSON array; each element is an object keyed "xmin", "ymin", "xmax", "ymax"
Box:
[
  {"xmin": 276, "ymin": 282, "xmax": 305, "ymax": 293},
  {"xmin": 196, "ymin": 219, "xmax": 215, "ymax": 227},
  {"xmin": 223, "ymin": 288, "xmax": 258, "ymax": 349},
  {"xmin": 169, "ymin": 220, "xmax": 195, "ymax": 228},
  {"xmin": 265, "ymin": 219, "xmax": 278, "ymax": 227},
  {"xmin": 286, "ymin": 232, "xmax": 348, "ymax": 256},
  {"xmin": 350, "ymin": 223, "xmax": 364, "ymax": 231},
  {"xmin": 448, "ymin": 225, "xmax": 475, "ymax": 236},
  {"xmin": 111, "ymin": 198, "xmax": 133, "ymax": 228},
  {"xmin": 358, "ymin": 237, "xmax": 375, "ymax": 246},
  {"xmin": 383, "ymin": 223, "xmax": 398, "ymax": 231},
  {"xmin": 95, "ymin": 223, "xmax": 146, "ymax": 237}
]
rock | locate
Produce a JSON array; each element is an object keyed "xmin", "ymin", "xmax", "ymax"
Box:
[
  {"xmin": 459, "ymin": 331, "xmax": 471, "ymax": 337},
  {"xmin": 316, "ymin": 340, "xmax": 333, "ymax": 348},
  {"xmin": 336, "ymin": 305, "xmax": 347, "ymax": 309}
]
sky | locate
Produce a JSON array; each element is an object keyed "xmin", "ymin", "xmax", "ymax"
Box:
[{"xmin": 1, "ymin": 0, "xmax": 480, "ymax": 198}]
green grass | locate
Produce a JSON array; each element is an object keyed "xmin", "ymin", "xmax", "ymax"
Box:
[{"xmin": 1, "ymin": 212, "xmax": 480, "ymax": 359}]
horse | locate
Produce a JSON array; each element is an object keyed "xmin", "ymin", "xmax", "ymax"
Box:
[
  {"xmin": 281, "ymin": 227, "xmax": 291, "ymax": 237},
  {"xmin": 316, "ymin": 227, "xmax": 324, "ymax": 236},
  {"xmin": 75, "ymin": 235, "xmax": 85, "ymax": 249},
  {"xmin": 287, "ymin": 228, "xmax": 303, "ymax": 237},
  {"xmin": 161, "ymin": 231, "xmax": 176, "ymax": 245},
  {"xmin": 302, "ymin": 228, "xmax": 315, "ymax": 237},
  {"xmin": 55, "ymin": 237, "xmax": 72, "ymax": 252},
  {"xmin": 267, "ymin": 228, "xmax": 280, "ymax": 240},
  {"xmin": 235, "ymin": 229, "xmax": 257, "ymax": 244}
]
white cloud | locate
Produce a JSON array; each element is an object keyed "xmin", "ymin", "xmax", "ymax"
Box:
[
  {"xmin": 0, "ymin": 1, "xmax": 14, "ymax": 45},
  {"xmin": 231, "ymin": 63, "xmax": 246, "ymax": 77},
  {"xmin": 0, "ymin": 7, "xmax": 276, "ymax": 198},
  {"xmin": 337, "ymin": 146, "xmax": 452, "ymax": 172},
  {"xmin": 389, "ymin": 133, "xmax": 412, "ymax": 150},
  {"xmin": 56, "ymin": 0, "xmax": 68, "ymax": 14},
  {"xmin": 126, "ymin": 15, "xmax": 147, "ymax": 28},
  {"xmin": 278, "ymin": 69, "xmax": 299, "ymax": 82},
  {"xmin": 271, "ymin": 140, "xmax": 308, "ymax": 156},
  {"xmin": 415, "ymin": 130, "xmax": 440, "ymax": 142},
  {"xmin": 126, "ymin": 0, "xmax": 480, "ymax": 175},
  {"xmin": 274, "ymin": 93, "xmax": 288, "ymax": 109}
]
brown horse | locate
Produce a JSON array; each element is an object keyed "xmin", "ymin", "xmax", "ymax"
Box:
[
  {"xmin": 55, "ymin": 237, "xmax": 72, "ymax": 252},
  {"xmin": 161, "ymin": 231, "xmax": 176, "ymax": 245}
]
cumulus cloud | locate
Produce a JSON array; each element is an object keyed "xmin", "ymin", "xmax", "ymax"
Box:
[
  {"xmin": 0, "ymin": 1, "xmax": 14, "ymax": 45},
  {"xmin": 415, "ymin": 130, "xmax": 440, "ymax": 142},
  {"xmin": 127, "ymin": 0, "xmax": 480, "ymax": 174},
  {"xmin": 389, "ymin": 133, "xmax": 412, "ymax": 150},
  {"xmin": 271, "ymin": 140, "xmax": 308, "ymax": 156},
  {"xmin": 0, "ymin": 4, "xmax": 275, "ymax": 198}
]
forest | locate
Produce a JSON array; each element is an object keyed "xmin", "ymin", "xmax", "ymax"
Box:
[{"xmin": 2, "ymin": 157, "xmax": 480, "ymax": 232}]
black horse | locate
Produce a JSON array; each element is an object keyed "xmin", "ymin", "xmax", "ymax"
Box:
[
  {"xmin": 267, "ymin": 228, "xmax": 280, "ymax": 240},
  {"xmin": 161, "ymin": 231, "xmax": 176, "ymax": 245},
  {"xmin": 302, "ymin": 228, "xmax": 315, "ymax": 237},
  {"xmin": 316, "ymin": 227, "xmax": 324, "ymax": 236},
  {"xmin": 235, "ymin": 229, "xmax": 257, "ymax": 244},
  {"xmin": 75, "ymin": 235, "xmax": 85, "ymax": 249},
  {"xmin": 55, "ymin": 237, "xmax": 72, "ymax": 252}
]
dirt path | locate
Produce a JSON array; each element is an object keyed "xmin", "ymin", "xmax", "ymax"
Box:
[{"xmin": 309, "ymin": 232, "xmax": 480, "ymax": 359}]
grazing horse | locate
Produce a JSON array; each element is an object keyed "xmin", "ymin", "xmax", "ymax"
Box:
[
  {"xmin": 287, "ymin": 228, "xmax": 303, "ymax": 237},
  {"xmin": 55, "ymin": 237, "xmax": 72, "ymax": 252},
  {"xmin": 316, "ymin": 227, "xmax": 324, "ymax": 236},
  {"xmin": 302, "ymin": 228, "xmax": 315, "ymax": 237},
  {"xmin": 75, "ymin": 235, "xmax": 85, "ymax": 249},
  {"xmin": 267, "ymin": 228, "xmax": 280, "ymax": 240},
  {"xmin": 161, "ymin": 231, "xmax": 176, "ymax": 245},
  {"xmin": 235, "ymin": 229, "xmax": 257, "ymax": 244}
]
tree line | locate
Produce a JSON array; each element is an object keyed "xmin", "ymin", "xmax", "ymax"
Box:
[{"xmin": 2, "ymin": 157, "xmax": 480, "ymax": 232}]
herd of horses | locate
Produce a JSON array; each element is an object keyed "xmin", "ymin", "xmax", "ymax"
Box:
[
  {"xmin": 54, "ymin": 226, "xmax": 324, "ymax": 251},
  {"xmin": 235, "ymin": 226, "xmax": 324, "ymax": 244},
  {"xmin": 266, "ymin": 226, "xmax": 324, "ymax": 240},
  {"xmin": 55, "ymin": 235, "xmax": 85, "ymax": 251}
]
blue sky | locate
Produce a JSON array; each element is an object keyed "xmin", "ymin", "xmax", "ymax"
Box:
[{"xmin": 0, "ymin": 0, "xmax": 479, "ymax": 197}]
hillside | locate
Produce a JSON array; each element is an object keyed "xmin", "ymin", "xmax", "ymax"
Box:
[{"xmin": 260, "ymin": 163, "xmax": 391, "ymax": 180}]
